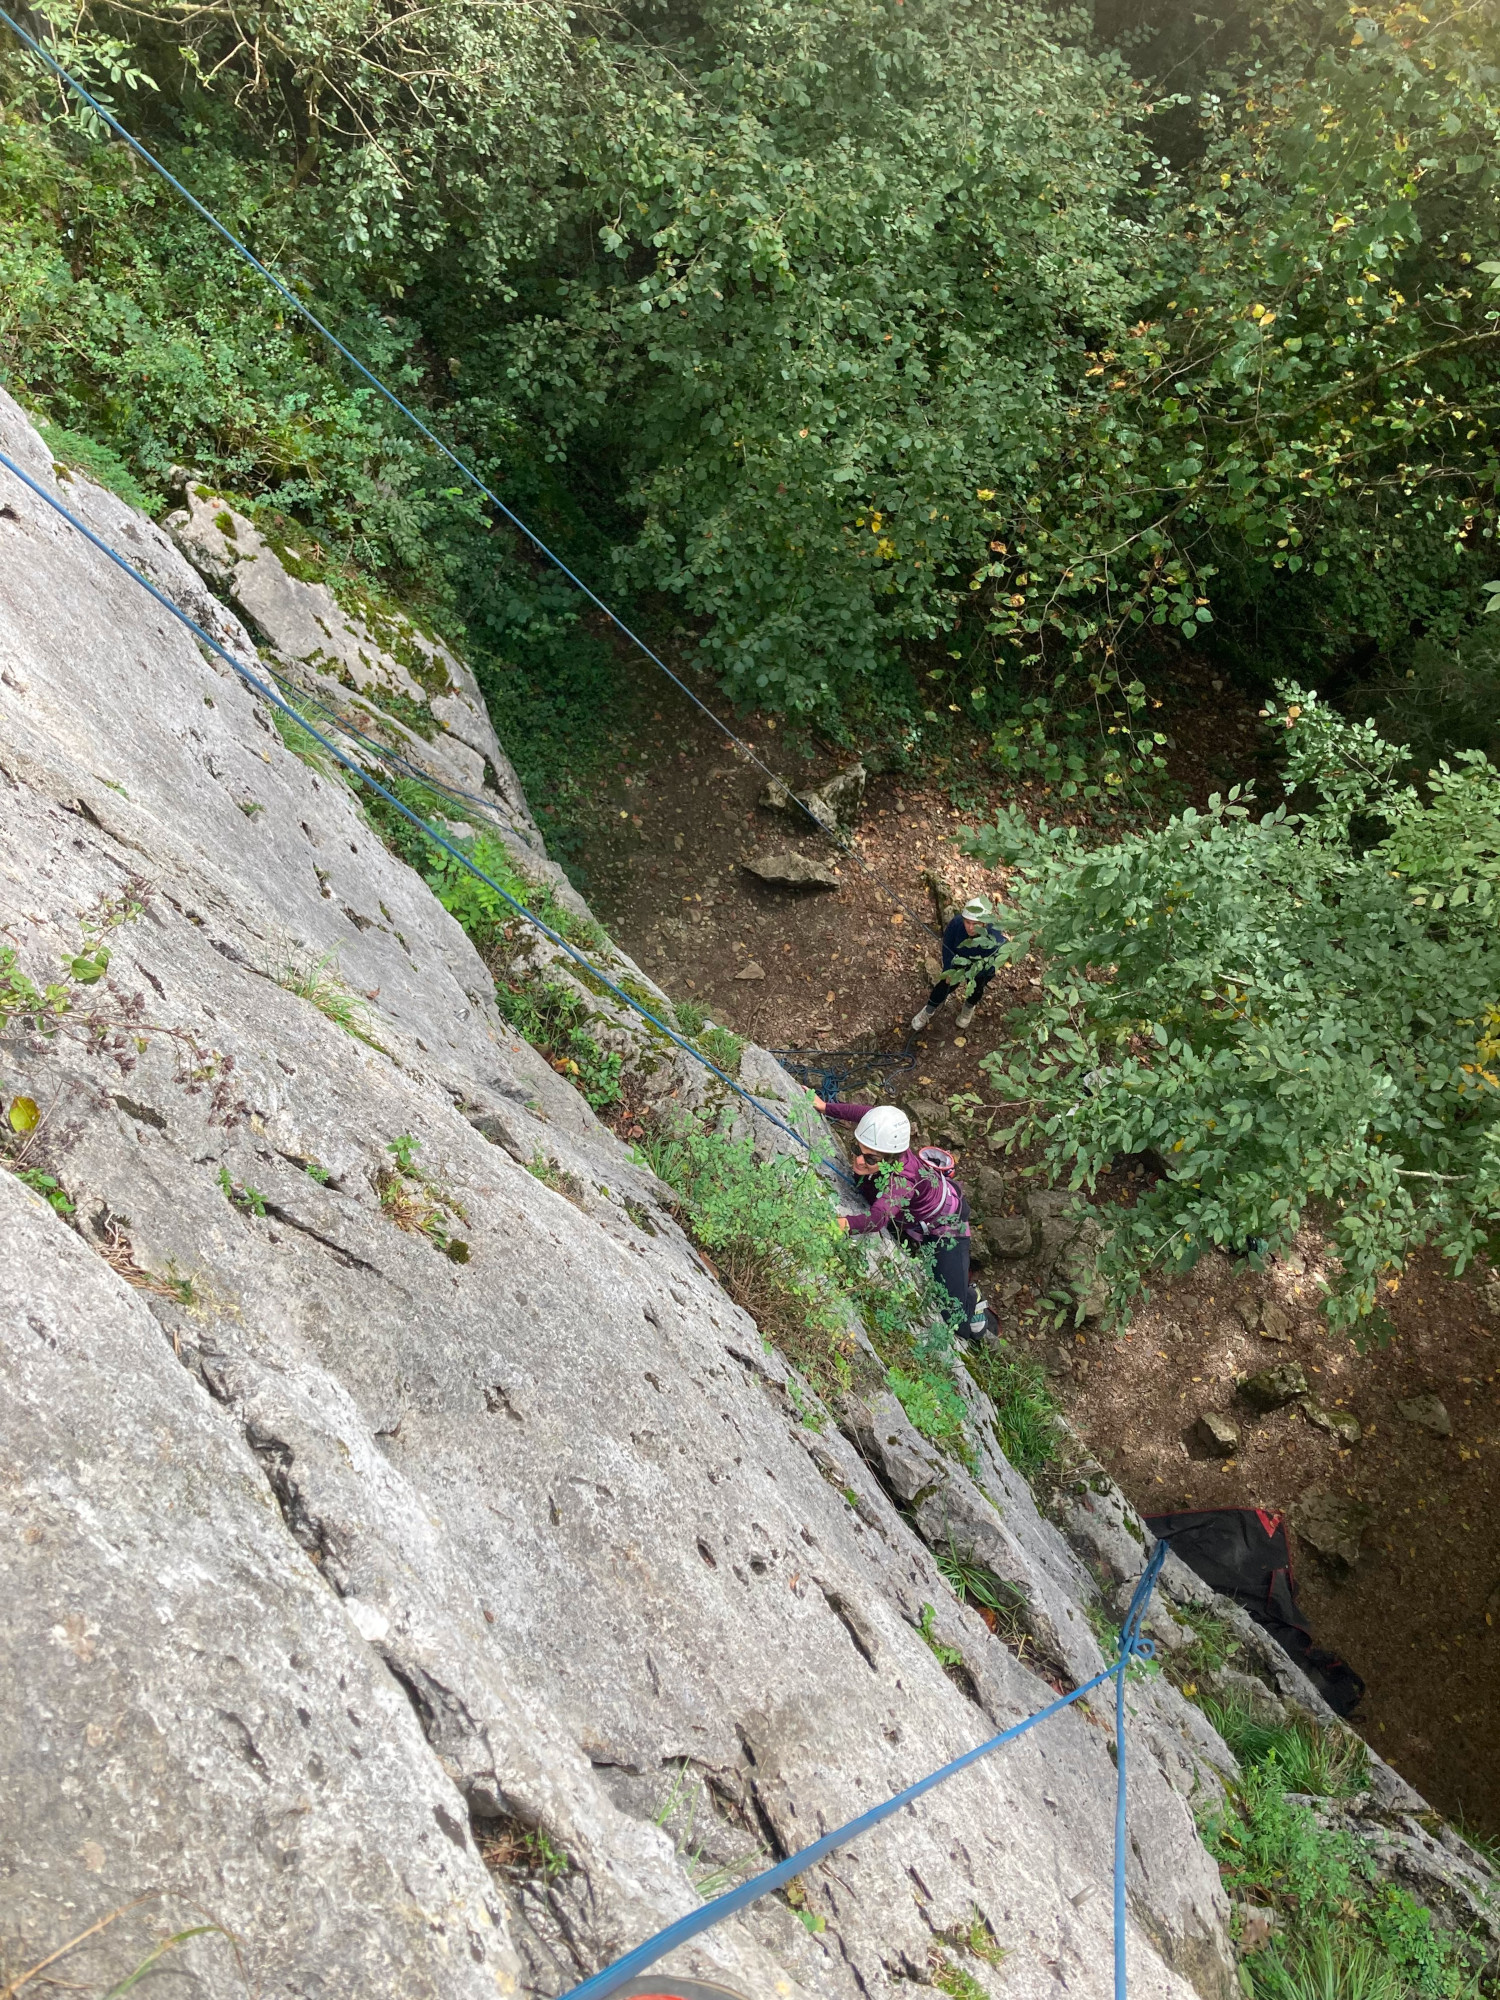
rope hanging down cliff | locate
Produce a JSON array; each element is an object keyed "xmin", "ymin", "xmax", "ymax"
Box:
[
  {"xmin": 0, "ymin": 442, "xmax": 853, "ymax": 1191},
  {"xmin": 0, "ymin": 5, "xmax": 937, "ymax": 940},
  {"xmin": 562, "ymin": 1539, "xmax": 1171, "ymax": 2000}
]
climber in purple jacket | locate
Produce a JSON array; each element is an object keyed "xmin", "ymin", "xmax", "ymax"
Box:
[{"xmin": 813, "ymin": 1097, "xmax": 989, "ymax": 1341}]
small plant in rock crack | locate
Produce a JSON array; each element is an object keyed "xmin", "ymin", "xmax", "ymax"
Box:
[
  {"xmin": 785, "ymin": 1375, "xmax": 826, "ymax": 1433},
  {"xmin": 929, "ymin": 1949, "xmax": 989, "ymax": 2000},
  {"xmin": 272, "ymin": 948, "xmax": 385, "ymax": 1050},
  {"xmin": 525, "ymin": 1149, "xmax": 588, "ymax": 1209},
  {"xmin": 496, "ymin": 976, "xmax": 624, "ymax": 1110},
  {"xmin": 217, "ymin": 1165, "xmax": 267, "ymax": 1217},
  {"xmin": 271, "ymin": 688, "xmax": 346, "ymax": 778},
  {"xmin": 916, "ymin": 1603, "xmax": 964, "ymax": 1669},
  {"xmin": 1201, "ymin": 1694, "xmax": 1368, "ymax": 1800},
  {"xmin": 15, "ymin": 1166, "xmax": 75, "ymax": 1216},
  {"xmin": 378, "ymin": 1134, "xmax": 470, "ymax": 1261},
  {"xmin": 782, "ymin": 1878, "xmax": 826, "ymax": 1934},
  {"xmin": 100, "ymin": 1222, "xmax": 197, "ymax": 1304},
  {"xmin": 942, "ymin": 1908, "xmax": 1008, "ymax": 1970},
  {"xmin": 961, "ymin": 1340, "xmax": 1062, "ymax": 1479},
  {"xmin": 672, "ymin": 998, "xmax": 708, "ymax": 1037},
  {"xmin": 935, "ymin": 1541, "xmax": 1029, "ymax": 1643},
  {"xmin": 696, "ymin": 1023, "xmax": 745, "ymax": 1076},
  {"xmin": 1168, "ymin": 1603, "xmax": 1242, "ymax": 1689},
  {"xmin": 474, "ymin": 1816, "xmax": 571, "ymax": 1881},
  {"xmin": 303, "ymin": 1159, "xmax": 332, "ymax": 1184}
]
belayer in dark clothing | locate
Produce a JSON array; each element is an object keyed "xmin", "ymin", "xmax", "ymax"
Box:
[
  {"xmin": 812, "ymin": 1097, "xmax": 990, "ymax": 1341},
  {"xmin": 912, "ymin": 894, "xmax": 1006, "ymax": 1033}
]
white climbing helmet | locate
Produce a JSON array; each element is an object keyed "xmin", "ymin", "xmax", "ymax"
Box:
[
  {"xmin": 853, "ymin": 1105, "xmax": 911, "ymax": 1156},
  {"xmin": 962, "ymin": 894, "xmax": 994, "ymax": 922}
]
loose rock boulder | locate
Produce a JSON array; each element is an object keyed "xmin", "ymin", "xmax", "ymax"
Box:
[
  {"xmin": 1258, "ymin": 1302, "xmax": 1293, "ymax": 1342},
  {"xmin": 1196, "ymin": 1413, "xmax": 1241, "ymax": 1457},
  {"xmin": 1396, "ymin": 1394, "xmax": 1452, "ymax": 1437},
  {"xmin": 989, "ymin": 1214, "xmax": 1036, "ymax": 1260},
  {"xmin": 1239, "ymin": 1362, "xmax": 1309, "ymax": 1412},
  {"xmin": 742, "ymin": 849, "xmax": 840, "ymax": 890},
  {"xmin": 761, "ymin": 762, "xmax": 866, "ymax": 836},
  {"xmin": 1293, "ymin": 1488, "xmax": 1372, "ymax": 1567},
  {"xmin": 1301, "ymin": 1401, "xmax": 1361, "ymax": 1446}
]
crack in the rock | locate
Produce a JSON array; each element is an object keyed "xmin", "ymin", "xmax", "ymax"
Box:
[
  {"xmin": 818, "ymin": 1584, "xmax": 879, "ymax": 1671},
  {"xmin": 259, "ymin": 1198, "xmax": 385, "ymax": 1276}
]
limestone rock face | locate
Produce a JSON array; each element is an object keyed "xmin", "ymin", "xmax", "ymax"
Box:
[
  {"xmin": 165, "ymin": 482, "xmax": 544, "ymax": 857},
  {"xmin": 7, "ymin": 385, "xmax": 1478, "ymax": 2000}
]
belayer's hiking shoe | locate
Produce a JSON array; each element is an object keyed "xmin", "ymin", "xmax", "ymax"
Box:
[
  {"xmin": 911, "ymin": 1004, "xmax": 936, "ymax": 1030},
  {"xmin": 955, "ymin": 1002, "xmax": 977, "ymax": 1029}
]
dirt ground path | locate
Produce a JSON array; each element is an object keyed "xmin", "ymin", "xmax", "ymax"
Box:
[{"xmin": 564, "ymin": 663, "xmax": 1500, "ymax": 1841}]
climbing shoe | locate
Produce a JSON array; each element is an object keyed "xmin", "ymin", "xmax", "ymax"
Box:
[
  {"xmin": 911, "ymin": 1004, "xmax": 936, "ymax": 1031},
  {"xmin": 955, "ymin": 1001, "xmax": 977, "ymax": 1030}
]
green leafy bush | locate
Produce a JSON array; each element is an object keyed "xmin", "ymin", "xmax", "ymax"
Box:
[
  {"xmin": 1203, "ymin": 1738, "xmax": 1484, "ymax": 2000},
  {"xmin": 643, "ymin": 1120, "xmax": 860, "ymax": 1389},
  {"xmin": 6, "ymin": 0, "xmax": 1498, "ymax": 765},
  {"xmin": 497, "ymin": 978, "xmax": 624, "ymax": 1111},
  {"xmin": 964, "ymin": 686, "xmax": 1500, "ymax": 1329},
  {"xmin": 888, "ymin": 1367, "xmax": 971, "ymax": 1458}
]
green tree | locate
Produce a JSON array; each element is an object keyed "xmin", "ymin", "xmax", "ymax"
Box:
[{"xmin": 961, "ymin": 685, "xmax": 1500, "ymax": 1328}]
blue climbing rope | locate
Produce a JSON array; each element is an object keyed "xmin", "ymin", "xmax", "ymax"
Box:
[
  {"xmin": 563, "ymin": 1540, "xmax": 1169, "ymax": 2000},
  {"xmin": 0, "ymin": 443, "xmax": 855, "ymax": 1191},
  {"xmin": 770, "ymin": 1041, "xmax": 919, "ymax": 1107},
  {"xmin": 0, "ymin": 4, "xmax": 936, "ymax": 939}
]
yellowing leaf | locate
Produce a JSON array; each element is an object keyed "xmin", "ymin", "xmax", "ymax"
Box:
[{"xmin": 8, "ymin": 1095, "xmax": 39, "ymax": 1132}]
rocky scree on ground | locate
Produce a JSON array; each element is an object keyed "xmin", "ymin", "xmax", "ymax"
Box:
[{"xmin": 0, "ymin": 387, "xmax": 1493, "ymax": 2000}]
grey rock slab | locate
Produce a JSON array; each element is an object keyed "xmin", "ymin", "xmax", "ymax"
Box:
[
  {"xmin": 165, "ymin": 484, "xmax": 536, "ymax": 839},
  {"xmin": 842, "ymin": 1392, "xmax": 1234, "ymax": 1997},
  {"xmin": 742, "ymin": 848, "xmax": 840, "ymax": 890},
  {"xmin": 0, "ymin": 389, "xmax": 1215, "ymax": 2000},
  {"xmin": 0, "ymin": 1171, "xmax": 519, "ymax": 2000}
]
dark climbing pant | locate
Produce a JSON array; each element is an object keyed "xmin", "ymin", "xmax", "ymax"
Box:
[
  {"xmin": 912, "ymin": 1198, "xmax": 977, "ymax": 1331},
  {"xmin": 925, "ymin": 967, "xmax": 995, "ymax": 1013}
]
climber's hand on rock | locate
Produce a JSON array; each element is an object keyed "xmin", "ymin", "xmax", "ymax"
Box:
[
  {"xmin": 835, "ymin": 1215, "xmax": 849, "ymax": 1233},
  {"xmin": 812, "ymin": 1094, "xmax": 828, "ymax": 1113}
]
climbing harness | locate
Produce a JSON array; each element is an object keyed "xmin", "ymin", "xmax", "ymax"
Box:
[
  {"xmin": 0, "ymin": 443, "xmax": 857, "ymax": 1193},
  {"xmin": 0, "ymin": 5, "xmax": 937, "ymax": 943},
  {"xmin": 561, "ymin": 1539, "xmax": 1170, "ymax": 2000}
]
